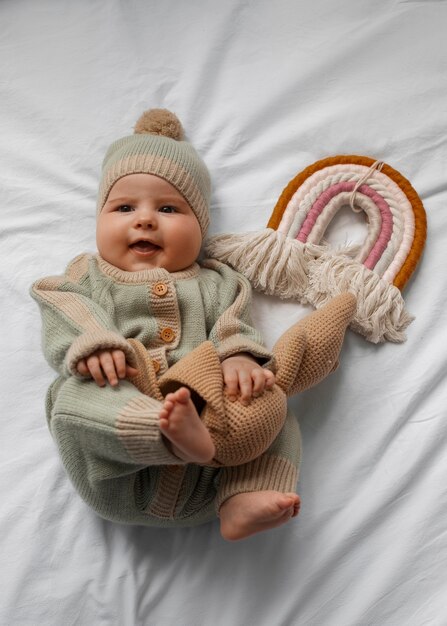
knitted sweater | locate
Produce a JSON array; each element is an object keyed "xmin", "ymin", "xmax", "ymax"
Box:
[
  {"xmin": 32, "ymin": 253, "xmax": 273, "ymax": 378},
  {"xmin": 31, "ymin": 254, "xmax": 301, "ymax": 526}
]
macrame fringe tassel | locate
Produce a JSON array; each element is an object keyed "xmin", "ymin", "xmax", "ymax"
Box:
[
  {"xmin": 305, "ymin": 253, "xmax": 414, "ymax": 343},
  {"xmin": 204, "ymin": 229, "xmax": 314, "ymax": 300},
  {"xmin": 205, "ymin": 230, "xmax": 414, "ymax": 343}
]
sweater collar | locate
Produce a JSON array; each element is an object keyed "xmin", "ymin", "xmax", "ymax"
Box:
[{"xmin": 96, "ymin": 254, "xmax": 201, "ymax": 284}]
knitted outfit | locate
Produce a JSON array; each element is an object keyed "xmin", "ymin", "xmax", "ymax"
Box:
[{"xmin": 31, "ymin": 253, "xmax": 302, "ymax": 524}]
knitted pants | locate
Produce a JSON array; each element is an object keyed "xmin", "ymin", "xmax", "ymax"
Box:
[{"xmin": 48, "ymin": 373, "xmax": 301, "ymax": 525}]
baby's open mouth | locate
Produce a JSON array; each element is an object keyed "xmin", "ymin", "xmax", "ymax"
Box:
[{"xmin": 130, "ymin": 240, "xmax": 161, "ymax": 253}]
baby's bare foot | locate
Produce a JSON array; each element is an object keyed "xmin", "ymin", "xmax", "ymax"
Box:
[
  {"xmin": 219, "ymin": 490, "xmax": 300, "ymax": 541},
  {"xmin": 159, "ymin": 387, "xmax": 215, "ymax": 464}
]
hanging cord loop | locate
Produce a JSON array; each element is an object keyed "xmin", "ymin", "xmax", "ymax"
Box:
[{"xmin": 349, "ymin": 160, "xmax": 384, "ymax": 212}]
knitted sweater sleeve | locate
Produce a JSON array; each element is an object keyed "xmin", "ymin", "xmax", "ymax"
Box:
[
  {"xmin": 201, "ymin": 259, "xmax": 272, "ymax": 363},
  {"xmin": 30, "ymin": 254, "xmax": 136, "ymax": 377}
]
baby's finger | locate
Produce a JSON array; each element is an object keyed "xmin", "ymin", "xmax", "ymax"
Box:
[
  {"xmin": 251, "ymin": 368, "xmax": 267, "ymax": 396},
  {"xmin": 223, "ymin": 371, "xmax": 239, "ymax": 401},
  {"xmin": 238, "ymin": 372, "xmax": 253, "ymax": 405},
  {"xmin": 99, "ymin": 352, "xmax": 119, "ymax": 386},
  {"xmin": 111, "ymin": 350, "xmax": 127, "ymax": 379},
  {"xmin": 264, "ymin": 369, "xmax": 276, "ymax": 389},
  {"xmin": 86, "ymin": 355, "xmax": 106, "ymax": 387},
  {"xmin": 76, "ymin": 359, "xmax": 89, "ymax": 377}
]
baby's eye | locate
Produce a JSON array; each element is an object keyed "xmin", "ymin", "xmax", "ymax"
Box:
[
  {"xmin": 117, "ymin": 205, "xmax": 134, "ymax": 213},
  {"xmin": 159, "ymin": 206, "xmax": 177, "ymax": 214}
]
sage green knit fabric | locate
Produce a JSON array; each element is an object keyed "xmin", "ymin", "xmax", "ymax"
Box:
[{"xmin": 31, "ymin": 254, "xmax": 272, "ymax": 379}]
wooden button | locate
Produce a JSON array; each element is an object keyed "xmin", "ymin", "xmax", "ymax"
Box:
[
  {"xmin": 152, "ymin": 282, "xmax": 168, "ymax": 297},
  {"xmin": 152, "ymin": 359, "xmax": 160, "ymax": 373},
  {"xmin": 160, "ymin": 327, "xmax": 175, "ymax": 343}
]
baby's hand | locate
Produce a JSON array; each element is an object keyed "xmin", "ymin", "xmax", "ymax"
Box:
[
  {"xmin": 76, "ymin": 349, "xmax": 139, "ymax": 387},
  {"xmin": 221, "ymin": 353, "xmax": 275, "ymax": 406}
]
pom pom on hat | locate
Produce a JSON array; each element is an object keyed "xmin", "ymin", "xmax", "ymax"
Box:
[{"xmin": 134, "ymin": 108, "xmax": 185, "ymax": 141}]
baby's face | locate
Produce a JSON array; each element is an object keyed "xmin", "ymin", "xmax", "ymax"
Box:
[{"xmin": 96, "ymin": 174, "xmax": 202, "ymax": 272}]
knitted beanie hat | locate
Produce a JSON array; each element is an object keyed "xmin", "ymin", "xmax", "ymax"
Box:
[{"xmin": 97, "ymin": 108, "xmax": 211, "ymax": 235}]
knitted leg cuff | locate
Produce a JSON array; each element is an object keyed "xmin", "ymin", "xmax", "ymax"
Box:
[{"xmin": 215, "ymin": 454, "xmax": 298, "ymax": 513}]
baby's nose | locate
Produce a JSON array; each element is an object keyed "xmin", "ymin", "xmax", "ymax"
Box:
[{"xmin": 136, "ymin": 212, "xmax": 156, "ymax": 229}]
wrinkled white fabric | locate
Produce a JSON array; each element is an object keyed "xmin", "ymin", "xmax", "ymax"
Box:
[{"xmin": 1, "ymin": 0, "xmax": 446, "ymax": 624}]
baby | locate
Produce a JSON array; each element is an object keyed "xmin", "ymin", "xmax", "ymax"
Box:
[
  {"xmin": 31, "ymin": 108, "xmax": 354, "ymax": 540},
  {"xmin": 80, "ymin": 168, "xmax": 277, "ymax": 466}
]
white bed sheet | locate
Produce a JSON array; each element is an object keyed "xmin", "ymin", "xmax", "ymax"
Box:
[{"xmin": 1, "ymin": 1, "xmax": 446, "ymax": 624}]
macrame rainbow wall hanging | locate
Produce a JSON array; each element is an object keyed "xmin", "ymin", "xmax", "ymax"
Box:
[{"xmin": 205, "ymin": 155, "xmax": 427, "ymax": 343}]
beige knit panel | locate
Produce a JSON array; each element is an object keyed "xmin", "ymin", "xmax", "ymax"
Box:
[
  {"xmin": 284, "ymin": 292, "xmax": 356, "ymax": 394},
  {"xmin": 116, "ymin": 395, "xmax": 178, "ymax": 465},
  {"xmin": 145, "ymin": 466, "xmax": 187, "ymax": 519},
  {"xmin": 65, "ymin": 254, "xmax": 91, "ymax": 283},
  {"xmin": 33, "ymin": 275, "xmax": 66, "ymax": 291},
  {"xmin": 215, "ymin": 335, "xmax": 271, "ymax": 361},
  {"xmin": 157, "ymin": 340, "xmax": 225, "ymax": 413},
  {"xmin": 147, "ymin": 279, "xmax": 181, "ymax": 356},
  {"xmin": 203, "ymin": 382, "xmax": 287, "ymax": 467},
  {"xmin": 35, "ymin": 288, "xmax": 110, "ymax": 335},
  {"xmin": 215, "ymin": 454, "xmax": 299, "ymax": 511},
  {"xmin": 145, "ymin": 346, "xmax": 169, "ymax": 376},
  {"xmin": 125, "ymin": 338, "xmax": 164, "ymax": 399},
  {"xmin": 33, "ymin": 256, "xmax": 90, "ymax": 297}
]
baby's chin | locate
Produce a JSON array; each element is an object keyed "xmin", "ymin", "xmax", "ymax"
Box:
[
  {"xmin": 98, "ymin": 249, "xmax": 156, "ymax": 272},
  {"xmin": 104, "ymin": 257, "xmax": 186, "ymax": 273},
  {"xmin": 98, "ymin": 249, "xmax": 195, "ymax": 273},
  {"xmin": 126, "ymin": 261, "xmax": 194, "ymax": 273},
  {"xmin": 117, "ymin": 258, "xmax": 163, "ymax": 272}
]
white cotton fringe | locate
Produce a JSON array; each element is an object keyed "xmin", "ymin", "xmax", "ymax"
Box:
[
  {"xmin": 204, "ymin": 229, "xmax": 316, "ymax": 301},
  {"xmin": 305, "ymin": 253, "xmax": 414, "ymax": 343},
  {"xmin": 204, "ymin": 229, "xmax": 414, "ymax": 343}
]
